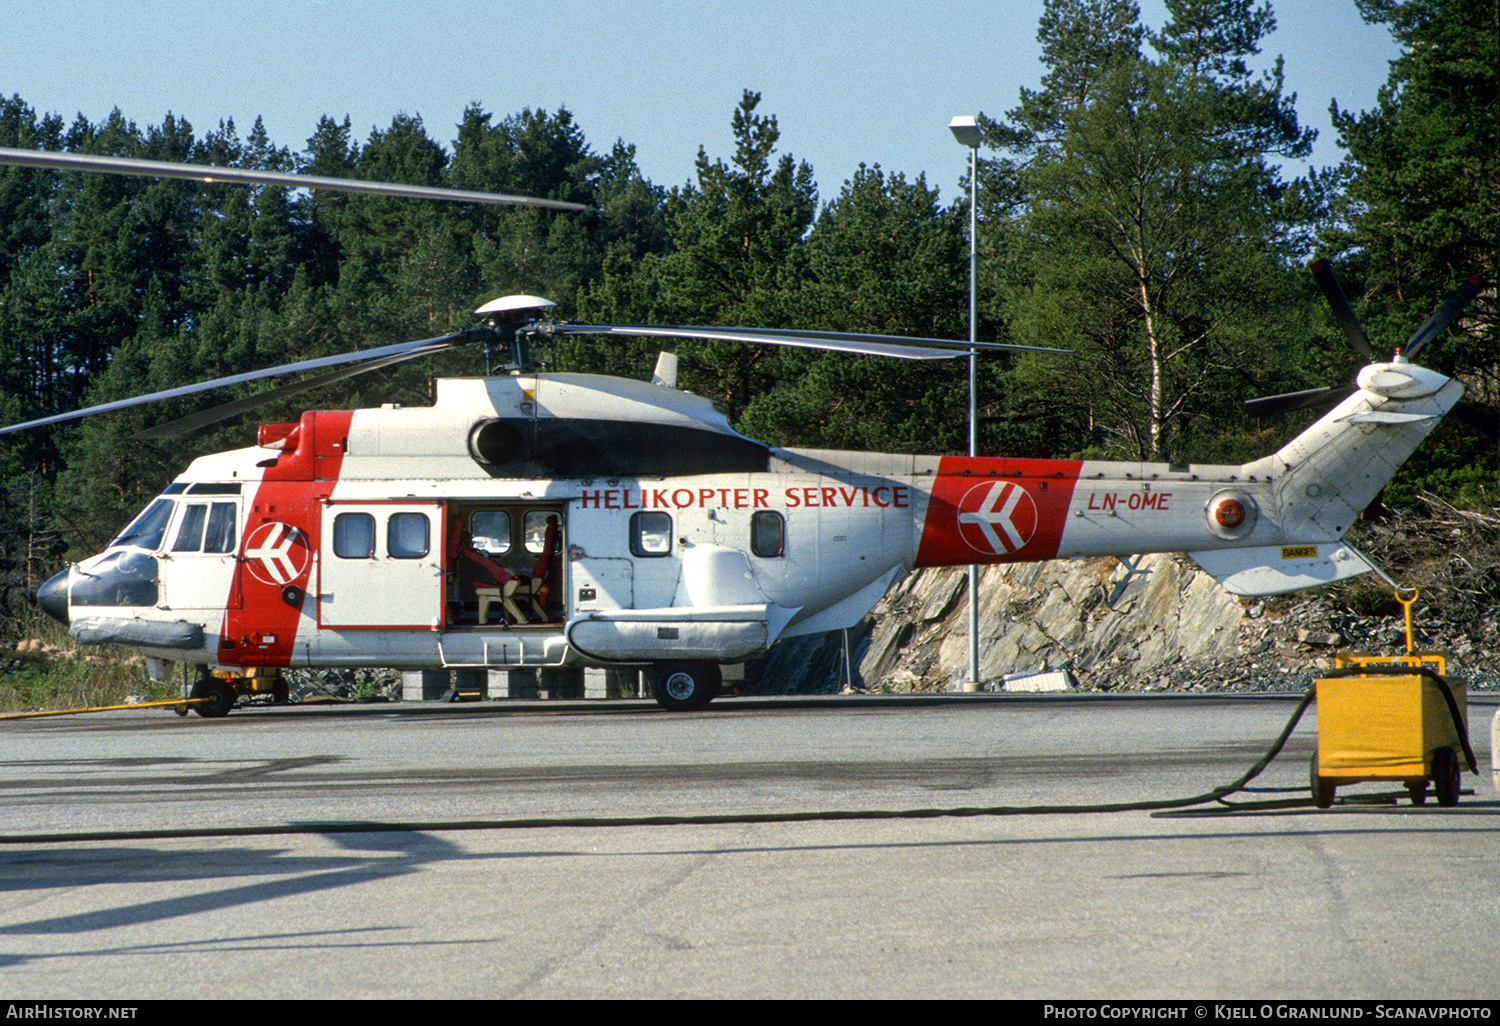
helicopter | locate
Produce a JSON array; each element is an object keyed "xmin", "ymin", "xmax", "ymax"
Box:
[{"xmin": 0, "ymin": 146, "xmax": 1482, "ymax": 713}]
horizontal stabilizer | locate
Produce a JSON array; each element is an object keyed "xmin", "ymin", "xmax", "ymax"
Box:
[
  {"xmin": 1188, "ymin": 542, "xmax": 1376, "ymax": 596},
  {"xmin": 1337, "ymin": 411, "xmax": 1437, "ymax": 425}
]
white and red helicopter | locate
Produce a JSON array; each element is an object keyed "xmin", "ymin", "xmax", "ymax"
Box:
[{"xmin": 0, "ymin": 147, "xmax": 1481, "ymax": 713}]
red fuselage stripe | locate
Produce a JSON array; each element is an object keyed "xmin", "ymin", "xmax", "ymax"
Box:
[
  {"xmin": 914, "ymin": 456, "xmax": 1082, "ymax": 567},
  {"xmin": 219, "ymin": 411, "xmax": 352, "ymax": 666}
]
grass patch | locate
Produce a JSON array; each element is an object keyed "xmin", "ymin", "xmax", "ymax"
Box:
[{"xmin": 1, "ymin": 644, "xmax": 175, "ymax": 714}]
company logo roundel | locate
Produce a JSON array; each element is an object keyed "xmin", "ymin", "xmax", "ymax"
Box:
[
  {"xmin": 242, "ymin": 522, "xmax": 311, "ymax": 586},
  {"xmin": 956, "ymin": 481, "xmax": 1039, "ymax": 555}
]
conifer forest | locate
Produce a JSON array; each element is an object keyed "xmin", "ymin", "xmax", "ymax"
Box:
[{"xmin": 0, "ymin": 0, "xmax": 1494, "ymax": 643}]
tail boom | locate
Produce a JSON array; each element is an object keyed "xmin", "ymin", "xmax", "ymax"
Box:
[{"xmin": 909, "ymin": 362, "xmax": 1461, "ymax": 596}]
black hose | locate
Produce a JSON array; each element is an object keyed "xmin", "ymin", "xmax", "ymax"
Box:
[{"xmin": 0, "ymin": 674, "xmax": 1470, "ymax": 845}]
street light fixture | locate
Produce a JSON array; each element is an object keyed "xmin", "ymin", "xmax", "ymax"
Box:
[
  {"xmin": 949, "ymin": 115, "xmax": 981, "ymax": 692},
  {"xmin": 948, "ymin": 115, "xmax": 982, "ymax": 148}
]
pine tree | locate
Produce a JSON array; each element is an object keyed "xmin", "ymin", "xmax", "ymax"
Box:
[
  {"xmin": 1327, "ymin": 0, "xmax": 1498, "ymax": 505},
  {"xmin": 581, "ymin": 91, "xmax": 818, "ymax": 425},
  {"xmin": 985, "ymin": 0, "xmax": 1316, "ymax": 461},
  {"xmin": 450, "ymin": 105, "xmax": 611, "ymax": 307},
  {"xmin": 1330, "ymin": 0, "xmax": 1497, "ymax": 390},
  {"xmin": 738, "ymin": 165, "xmax": 970, "ymax": 451}
]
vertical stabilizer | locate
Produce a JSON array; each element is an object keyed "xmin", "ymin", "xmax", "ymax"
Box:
[
  {"xmin": 1245, "ymin": 361, "xmax": 1464, "ymax": 542},
  {"xmin": 1192, "ymin": 361, "xmax": 1461, "ymax": 595}
]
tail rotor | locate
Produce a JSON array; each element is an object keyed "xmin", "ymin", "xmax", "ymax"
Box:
[{"xmin": 1247, "ymin": 262, "xmax": 1489, "ymax": 428}]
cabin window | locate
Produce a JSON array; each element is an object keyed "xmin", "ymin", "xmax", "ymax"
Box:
[
  {"xmin": 470, "ymin": 510, "xmax": 511, "ymax": 555},
  {"xmin": 333, "ymin": 513, "xmax": 376, "ymax": 559},
  {"xmin": 630, "ymin": 511, "xmax": 673, "ymax": 557},
  {"xmin": 524, "ymin": 510, "xmax": 561, "ymax": 555},
  {"xmin": 388, "ymin": 512, "xmax": 430, "ymax": 559},
  {"xmin": 751, "ymin": 510, "xmax": 784, "ymax": 558}
]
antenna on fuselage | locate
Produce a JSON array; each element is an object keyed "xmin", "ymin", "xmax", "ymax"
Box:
[{"xmin": 651, "ymin": 351, "xmax": 679, "ymax": 388}]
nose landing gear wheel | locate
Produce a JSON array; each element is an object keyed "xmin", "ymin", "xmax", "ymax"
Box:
[{"xmin": 190, "ymin": 675, "xmax": 237, "ymax": 718}]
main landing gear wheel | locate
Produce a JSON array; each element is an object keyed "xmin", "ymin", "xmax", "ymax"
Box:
[
  {"xmin": 190, "ymin": 674, "xmax": 237, "ymax": 718},
  {"xmin": 1432, "ymin": 746, "xmax": 1461, "ymax": 807},
  {"xmin": 650, "ymin": 661, "xmax": 721, "ymax": 712}
]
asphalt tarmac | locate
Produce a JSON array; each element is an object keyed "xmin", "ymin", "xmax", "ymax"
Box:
[{"xmin": 2, "ymin": 691, "xmax": 1496, "ymax": 999}]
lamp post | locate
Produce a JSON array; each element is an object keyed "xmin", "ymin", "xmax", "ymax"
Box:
[{"xmin": 948, "ymin": 115, "xmax": 982, "ymax": 692}]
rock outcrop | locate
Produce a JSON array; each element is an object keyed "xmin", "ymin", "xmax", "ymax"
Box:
[{"xmin": 748, "ymin": 499, "xmax": 1500, "ymax": 694}]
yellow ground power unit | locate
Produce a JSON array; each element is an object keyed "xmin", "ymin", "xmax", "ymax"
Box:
[{"xmin": 1311, "ymin": 652, "xmax": 1472, "ymax": 807}]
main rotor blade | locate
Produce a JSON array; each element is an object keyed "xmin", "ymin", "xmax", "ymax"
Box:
[
  {"xmin": 539, "ymin": 323, "xmax": 1069, "ymax": 360},
  {"xmin": 1310, "ymin": 259, "xmax": 1378, "ymax": 362},
  {"xmin": 0, "ymin": 146, "xmax": 593, "ymax": 213},
  {"xmin": 130, "ymin": 343, "xmax": 454, "ymax": 439},
  {"xmin": 707, "ymin": 324, "xmax": 1071, "ymax": 355},
  {"xmin": 1401, "ymin": 274, "xmax": 1486, "ymax": 361},
  {"xmin": 0, "ymin": 331, "xmax": 479, "ymax": 436}
]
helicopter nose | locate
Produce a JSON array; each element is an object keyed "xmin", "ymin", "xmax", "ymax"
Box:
[{"xmin": 36, "ymin": 569, "xmax": 70, "ymax": 626}]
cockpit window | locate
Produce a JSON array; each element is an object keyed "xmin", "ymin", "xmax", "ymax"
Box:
[
  {"xmin": 113, "ymin": 499, "xmax": 176, "ymax": 551},
  {"xmin": 204, "ymin": 503, "xmax": 237, "ymax": 554},
  {"xmin": 172, "ymin": 505, "xmax": 208, "ymax": 552},
  {"xmin": 71, "ymin": 551, "xmax": 159, "ymax": 607},
  {"xmin": 172, "ymin": 502, "xmax": 238, "ymax": 554}
]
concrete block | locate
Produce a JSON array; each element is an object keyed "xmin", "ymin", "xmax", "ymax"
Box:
[
  {"xmin": 402, "ymin": 670, "xmax": 450, "ymax": 701},
  {"xmin": 1492, "ymin": 706, "xmax": 1498, "ymax": 796},
  {"xmin": 1001, "ymin": 668, "xmax": 1075, "ymax": 693}
]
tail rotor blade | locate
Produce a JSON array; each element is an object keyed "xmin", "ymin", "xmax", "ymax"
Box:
[
  {"xmin": 1401, "ymin": 274, "xmax": 1486, "ymax": 361},
  {"xmin": 1310, "ymin": 259, "xmax": 1378, "ymax": 362},
  {"xmin": 1245, "ymin": 384, "xmax": 1355, "ymax": 420},
  {"xmin": 1255, "ymin": 263, "xmax": 1485, "ymax": 428}
]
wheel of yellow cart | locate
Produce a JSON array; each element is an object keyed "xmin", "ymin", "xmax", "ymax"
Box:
[
  {"xmin": 1407, "ymin": 781, "xmax": 1427, "ymax": 805},
  {"xmin": 1432, "ymin": 747, "xmax": 1461, "ymax": 807},
  {"xmin": 1309, "ymin": 751, "xmax": 1335, "ymax": 809},
  {"xmin": 190, "ymin": 675, "xmax": 236, "ymax": 718}
]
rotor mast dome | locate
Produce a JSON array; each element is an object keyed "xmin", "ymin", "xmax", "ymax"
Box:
[
  {"xmin": 474, "ymin": 295, "xmax": 556, "ymax": 318},
  {"xmin": 474, "ymin": 295, "xmax": 558, "ymax": 373}
]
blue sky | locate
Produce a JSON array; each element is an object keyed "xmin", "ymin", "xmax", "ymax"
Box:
[{"xmin": 5, "ymin": 1, "xmax": 1400, "ymax": 203}]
